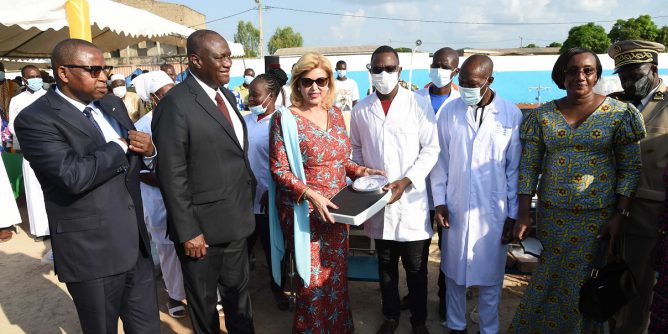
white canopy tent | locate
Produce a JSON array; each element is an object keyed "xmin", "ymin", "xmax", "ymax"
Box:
[{"xmin": 0, "ymin": 0, "xmax": 196, "ymax": 58}]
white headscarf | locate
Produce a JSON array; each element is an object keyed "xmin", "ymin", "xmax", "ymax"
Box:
[
  {"xmin": 131, "ymin": 71, "xmax": 173, "ymax": 102},
  {"xmin": 110, "ymin": 74, "xmax": 125, "ymax": 82}
]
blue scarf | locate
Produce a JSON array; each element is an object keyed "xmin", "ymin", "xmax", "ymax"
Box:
[{"xmin": 269, "ymin": 106, "xmax": 312, "ymax": 287}]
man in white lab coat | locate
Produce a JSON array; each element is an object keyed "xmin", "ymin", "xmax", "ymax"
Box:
[
  {"xmin": 8, "ymin": 65, "xmax": 49, "ymax": 239},
  {"xmin": 430, "ymin": 55, "xmax": 521, "ymax": 334},
  {"xmin": 350, "ymin": 45, "xmax": 440, "ymax": 334},
  {"xmin": 413, "ymin": 47, "xmax": 460, "ymax": 319}
]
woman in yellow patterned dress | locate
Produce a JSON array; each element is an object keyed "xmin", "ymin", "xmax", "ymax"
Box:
[{"xmin": 508, "ymin": 48, "xmax": 646, "ymax": 333}]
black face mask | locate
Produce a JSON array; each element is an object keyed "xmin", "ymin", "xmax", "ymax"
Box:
[{"xmin": 633, "ymin": 75, "xmax": 652, "ymax": 99}]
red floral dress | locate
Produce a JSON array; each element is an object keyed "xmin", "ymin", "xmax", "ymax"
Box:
[{"xmin": 270, "ymin": 107, "xmax": 359, "ymax": 334}]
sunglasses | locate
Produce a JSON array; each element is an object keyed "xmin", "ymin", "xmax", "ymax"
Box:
[
  {"xmin": 63, "ymin": 65, "xmax": 114, "ymax": 77},
  {"xmin": 300, "ymin": 77, "xmax": 329, "ymax": 88},
  {"xmin": 367, "ymin": 64, "xmax": 399, "ymax": 74},
  {"xmin": 564, "ymin": 67, "xmax": 596, "ymax": 77}
]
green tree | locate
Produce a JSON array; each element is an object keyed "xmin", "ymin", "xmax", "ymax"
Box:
[
  {"xmin": 268, "ymin": 27, "xmax": 303, "ymax": 55},
  {"xmin": 523, "ymin": 43, "xmax": 539, "ymax": 48},
  {"xmin": 394, "ymin": 47, "xmax": 412, "ymax": 52},
  {"xmin": 561, "ymin": 22, "xmax": 611, "ymax": 54},
  {"xmin": 547, "ymin": 42, "xmax": 562, "ymax": 48},
  {"xmin": 233, "ymin": 20, "xmax": 260, "ymax": 57},
  {"xmin": 608, "ymin": 15, "xmax": 659, "ymax": 43},
  {"xmin": 656, "ymin": 26, "xmax": 668, "ymax": 48}
]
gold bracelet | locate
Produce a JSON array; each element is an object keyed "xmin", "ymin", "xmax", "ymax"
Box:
[{"xmin": 298, "ymin": 187, "xmax": 310, "ymax": 203}]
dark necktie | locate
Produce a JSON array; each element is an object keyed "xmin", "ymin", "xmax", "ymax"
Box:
[
  {"xmin": 214, "ymin": 92, "xmax": 233, "ymax": 125},
  {"xmin": 82, "ymin": 106, "xmax": 105, "ymax": 138}
]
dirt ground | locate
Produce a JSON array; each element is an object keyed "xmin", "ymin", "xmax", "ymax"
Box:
[{"xmin": 0, "ymin": 198, "xmax": 529, "ymax": 334}]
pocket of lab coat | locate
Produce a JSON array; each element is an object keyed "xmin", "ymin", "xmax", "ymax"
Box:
[{"xmin": 490, "ymin": 130, "xmax": 512, "ymax": 163}]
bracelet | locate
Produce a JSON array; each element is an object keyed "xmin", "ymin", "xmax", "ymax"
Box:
[{"xmin": 616, "ymin": 207, "xmax": 631, "ymax": 217}]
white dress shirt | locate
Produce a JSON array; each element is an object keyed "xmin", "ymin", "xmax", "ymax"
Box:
[
  {"xmin": 56, "ymin": 88, "xmax": 128, "ymax": 152},
  {"xmin": 55, "ymin": 88, "xmax": 156, "ymax": 167},
  {"xmin": 190, "ymin": 71, "xmax": 245, "ymax": 148}
]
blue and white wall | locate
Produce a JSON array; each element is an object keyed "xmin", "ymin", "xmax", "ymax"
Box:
[{"xmin": 225, "ymin": 53, "xmax": 668, "ymax": 103}]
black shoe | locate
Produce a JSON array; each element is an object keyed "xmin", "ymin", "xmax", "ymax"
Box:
[
  {"xmin": 376, "ymin": 318, "xmax": 399, "ymax": 334},
  {"xmin": 449, "ymin": 329, "xmax": 467, "ymax": 334},
  {"xmin": 412, "ymin": 324, "xmax": 430, "ymax": 334},
  {"xmin": 400, "ymin": 295, "xmax": 410, "ymax": 310}
]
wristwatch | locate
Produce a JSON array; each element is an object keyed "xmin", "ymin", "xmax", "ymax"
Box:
[{"xmin": 616, "ymin": 207, "xmax": 631, "ymax": 217}]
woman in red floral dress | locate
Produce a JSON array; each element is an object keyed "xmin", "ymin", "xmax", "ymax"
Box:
[{"xmin": 270, "ymin": 52, "xmax": 381, "ymax": 333}]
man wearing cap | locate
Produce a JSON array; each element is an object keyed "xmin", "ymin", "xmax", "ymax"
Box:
[
  {"xmin": 608, "ymin": 39, "xmax": 667, "ymax": 334},
  {"xmin": 110, "ymin": 74, "xmax": 145, "ymax": 122}
]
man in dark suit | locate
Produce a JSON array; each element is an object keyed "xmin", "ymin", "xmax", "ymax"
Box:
[
  {"xmin": 152, "ymin": 30, "xmax": 256, "ymax": 333},
  {"xmin": 14, "ymin": 39, "xmax": 159, "ymax": 334}
]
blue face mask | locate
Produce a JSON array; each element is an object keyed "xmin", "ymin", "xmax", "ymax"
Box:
[
  {"xmin": 244, "ymin": 75, "xmax": 254, "ymax": 85},
  {"xmin": 26, "ymin": 77, "xmax": 43, "ymax": 92},
  {"xmin": 459, "ymin": 78, "xmax": 490, "ymax": 106},
  {"xmin": 336, "ymin": 70, "xmax": 347, "ymax": 78},
  {"xmin": 249, "ymin": 94, "xmax": 271, "ymax": 116},
  {"xmin": 0, "ymin": 71, "xmax": 5, "ymax": 81}
]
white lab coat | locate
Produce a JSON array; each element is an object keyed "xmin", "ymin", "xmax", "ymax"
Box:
[
  {"xmin": 8, "ymin": 89, "xmax": 49, "ymax": 236},
  {"xmin": 414, "ymin": 87, "xmax": 461, "ymax": 210},
  {"xmin": 350, "ymin": 87, "xmax": 440, "ymax": 241},
  {"xmin": 430, "ymin": 94, "xmax": 522, "ymax": 287}
]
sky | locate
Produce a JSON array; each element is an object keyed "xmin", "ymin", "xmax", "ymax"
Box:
[{"xmin": 168, "ymin": 0, "xmax": 668, "ymax": 53}]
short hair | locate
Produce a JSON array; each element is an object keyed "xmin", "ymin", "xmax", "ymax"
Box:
[
  {"xmin": 336, "ymin": 60, "xmax": 346, "ymax": 67},
  {"xmin": 254, "ymin": 68, "xmax": 288, "ymax": 97},
  {"xmin": 552, "ymin": 48, "xmax": 602, "ymax": 90},
  {"xmin": 160, "ymin": 63, "xmax": 174, "ymax": 71},
  {"xmin": 21, "ymin": 65, "xmax": 39, "ymax": 77},
  {"xmin": 371, "ymin": 45, "xmax": 399, "ymax": 64},
  {"xmin": 51, "ymin": 39, "xmax": 98, "ymax": 70},
  {"xmin": 186, "ymin": 29, "xmax": 220, "ymax": 57},
  {"xmin": 0, "ymin": 62, "xmax": 4, "ymax": 71},
  {"xmin": 290, "ymin": 52, "xmax": 336, "ymax": 109}
]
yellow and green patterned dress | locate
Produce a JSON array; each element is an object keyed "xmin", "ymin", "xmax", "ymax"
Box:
[{"xmin": 508, "ymin": 97, "xmax": 645, "ymax": 333}]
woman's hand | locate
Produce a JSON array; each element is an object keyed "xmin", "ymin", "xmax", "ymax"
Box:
[
  {"xmin": 599, "ymin": 214, "xmax": 624, "ymax": 256},
  {"xmin": 356, "ymin": 166, "xmax": 385, "ymax": 178},
  {"xmin": 512, "ymin": 211, "xmax": 532, "ymax": 242},
  {"xmin": 304, "ymin": 188, "xmax": 339, "ymax": 224}
]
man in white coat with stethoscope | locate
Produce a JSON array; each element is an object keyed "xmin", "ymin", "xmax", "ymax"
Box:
[
  {"xmin": 350, "ymin": 45, "xmax": 440, "ymax": 334},
  {"xmin": 430, "ymin": 55, "xmax": 521, "ymax": 334},
  {"xmin": 413, "ymin": 46, "xmax": 460, "ymax": 320}
]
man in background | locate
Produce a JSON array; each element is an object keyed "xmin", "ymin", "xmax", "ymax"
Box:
[
  {"xmin": 110, "ymin": 73, "xmax": 144, "ymax": 122},
  {"xmin": 233, "ymin": 68, "xmax": 255, "ymax": 111},
  {"xmin": 8, "ymin": 65, "xmax": 50, "ymax": 241},
  {"xmin": 609, "ymin": 39, "xmax": 668, "ymax": 334},
  {"xmin": 334, "ymin": 60, "xmax": 359, "ymax": 130}
]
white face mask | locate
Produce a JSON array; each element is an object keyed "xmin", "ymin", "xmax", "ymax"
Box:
[
  {"xmin": 336, "ymin": 70, "xmax": 347, "ymax": 78},
  {"xmin": 459, "ymin": 78, "xmax": 490, "ymax": 106},
  {"xmin": 244, "ymin": 75, "xmax": 254, "ymax": 85},
  {"xmin": 371, "ymin": 71, "xmax": 399, "ymax": 95},
  {"xmin": 248, "ymin": 94, "xmax": 271, "ymax": 116},
  {"xmin": 429, "ymin": 68, "xmax": 453, "ymax": 88},
  {"xmin": 112, "ymin": 86, "xmax": 127, "ymax": 98}
]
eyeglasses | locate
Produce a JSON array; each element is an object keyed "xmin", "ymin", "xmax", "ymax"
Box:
[
  {"xmin": 63, "ymin": 65, "xmax": 113, "ymax": 77},
  {"xmin": 367, "ymin": 64, "xmax": 399, "ymax": 74},
  {"xmin": 300, "ymin": 77, "xmax": 329, "ymax": 88},
  {"xmin": 564, "ymin": 67, "xmax": 596, "ymax": 77}
]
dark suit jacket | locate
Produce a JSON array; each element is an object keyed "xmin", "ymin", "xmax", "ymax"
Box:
[
  {"xmin": 152, "ymin": 75, "xmax": 256, "ymax": 245},
  {"xmin": 14, "ymin": 90, "xmax": 151, "ymax": 283}
]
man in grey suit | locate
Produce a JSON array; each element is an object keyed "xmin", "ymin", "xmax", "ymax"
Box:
[{"xmin": 152, "ymin": 30, "xmax": 256, "ymax": 334}]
